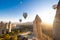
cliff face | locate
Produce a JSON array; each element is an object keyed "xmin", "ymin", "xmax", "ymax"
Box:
[{"xmin": 53, "ymin": 0, "xmax": 60, "ymax": 40}]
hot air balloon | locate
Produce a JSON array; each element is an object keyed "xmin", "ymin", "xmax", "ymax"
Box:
[
  {"xmin": 52, "ymin": 4, "xmax": 57, "ymax": 9},
  {"xmin": 23, "ymin": 12, "xmax": 27, "ymax": 19},
  {"xmin": 19, "ymin": 19, "xmax": 22, "ymax": 22}
]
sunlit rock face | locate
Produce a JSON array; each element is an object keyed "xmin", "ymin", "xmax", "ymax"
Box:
[
  {"xmin": 53, "ymin": 0, "xmax": 60, "ymax": 40},
  {"xmin": 33, "ymin": 15, "xmax": 42, "ymax": 40}
]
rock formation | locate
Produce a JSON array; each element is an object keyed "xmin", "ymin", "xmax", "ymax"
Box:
[
  {"xmin": 33, "ymin": 15, "xmax": 42, "ymax": 40},
  {"xmin": 8, "ymin": 21, "xmax": 12, "ymax": 32},
  {"xmin": 53, "ymin": 0, "xmax": 60, "ymax": 40}
]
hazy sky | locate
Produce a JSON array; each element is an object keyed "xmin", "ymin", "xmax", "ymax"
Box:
[{"xmin": 0, "ymin": 0, "xmax": 59, "ymax": 23}]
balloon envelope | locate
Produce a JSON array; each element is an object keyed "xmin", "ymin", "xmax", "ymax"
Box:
[
  {"xmin": 23, "ymin": 13, "xmax": 27, "ymax": 19},
  {"xmin": 19, "ymin": 19, "xmax": 22, "ymax": 22},
  {"xmin": 53, "ymin": 4, "xmax": 57, "ymax": 9}
]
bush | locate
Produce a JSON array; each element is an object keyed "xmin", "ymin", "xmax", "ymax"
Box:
[
  {"xmin": 0, "ymin": 38, "xmax": 2, "ymax": 40},
  {"xmin": 11, "ymin": 31, "xmax": 15, "ymax": 35},
  {"xmin": 11, "ymin": 35, "xmax": 17, "ymax": 40},
  {"xmin": 0, "ymin": 38, "xmax": 5, "ymax": 40},
  {"xmin": 4, "ymin": 34, "xmax": 10, "ymax": 40}
]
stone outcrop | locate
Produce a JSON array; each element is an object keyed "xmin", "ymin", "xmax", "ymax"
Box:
[
  {"xmin": 33, "ymin": 15, "xmax": 53, "ymax": 40},
  {"xmin": 33, "ymin": 15, "xmax": 42, "ymax": 40},
  {"xmin": 53, "ymin": 0, "xmax": 60, "ymax": 40},
  {"xmin": 8, "ymin": 21, "xmax": 12, "ymax": 32}
]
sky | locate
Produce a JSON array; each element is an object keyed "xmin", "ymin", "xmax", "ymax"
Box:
[{"xmin": 0, "ymin": 0, "xmax": 59, "ymax": 23}]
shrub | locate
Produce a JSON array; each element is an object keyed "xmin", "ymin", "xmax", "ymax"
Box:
[
  {"xmin": 4, "ymin": 34, "xmax": 10, "ymax": 40},
  {"xmin": 11, "ymin": 35, "xmax": 17, "ymax": 40}
]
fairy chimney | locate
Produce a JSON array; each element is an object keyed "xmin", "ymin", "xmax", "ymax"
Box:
[
  {"xmin": 5, "ymin": 23, "xmax": 8, "ymax": 29},
  {"xmin": 8, "ymin": 21, "xmax": 12, "ymax": 32},
  {"xmin": 33, "ymin": 15, "xmax": 42, "ymax": 40},
  {"xmin": 53, "ymin": 0, "xmax": 60, "ymax": 40}
]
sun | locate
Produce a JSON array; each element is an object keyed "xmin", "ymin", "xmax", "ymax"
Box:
[{"xmin": 40, "ymin": 11, "xmax": 56, "ymax": 24}]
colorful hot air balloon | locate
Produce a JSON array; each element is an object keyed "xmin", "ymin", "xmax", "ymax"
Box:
[
  {"xmin": 23, "ymin": 12, "xmax": 27, "ymax": 19},
  {"xmin": 19, "ymin": 19, "xmax": 22, "ymax": 22}
]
